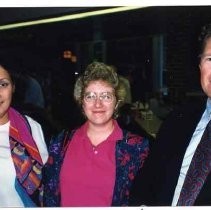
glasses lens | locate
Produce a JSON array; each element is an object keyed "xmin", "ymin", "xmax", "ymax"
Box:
[
  {"xmin": 84, "ymin": 92, "xmax": 114, "ymax": 103},
  {"xmin": 100, "ymin": 92, "xmax": 113, "ymax": 102},
  {"xmin": 84, "ymin": 92, "xmax": 96, "ymax": 102}
]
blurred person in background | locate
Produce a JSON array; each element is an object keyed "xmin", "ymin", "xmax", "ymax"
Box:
[{"xmin": 12, "ymin": 70, "xmax": 58, "ymax": 146}]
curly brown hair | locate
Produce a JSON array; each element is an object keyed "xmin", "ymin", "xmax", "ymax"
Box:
[{"xmin": 74, "ymin": 61, "xmax": 126, "ymax": 117}]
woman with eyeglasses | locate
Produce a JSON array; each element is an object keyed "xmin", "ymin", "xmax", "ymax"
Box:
[
  {"xmin": 0, "ymin": 63, "xmax": 48, "ymax": 207},
  {"xmin": 44, "ymin": 61, "xmax": 149, "ymax": 207}
]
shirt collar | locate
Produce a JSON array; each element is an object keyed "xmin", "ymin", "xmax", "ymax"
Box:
[
  {"xmin": 77, "ymin": 120, "xmax": 123, "ymax": 142},
  {"xmin": 206, "ymin": 98, "xmax": 211, "ymax": 117}
]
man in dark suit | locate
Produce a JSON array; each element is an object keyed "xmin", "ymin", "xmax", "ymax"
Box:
[{"xmin": 129, "ymin": 23, "xmax": 211, "ymax": 206}]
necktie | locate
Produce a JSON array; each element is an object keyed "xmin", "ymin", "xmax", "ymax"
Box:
[{"xmin": 177, "ymin": 119, "xmax": 211, "ymax": 206}]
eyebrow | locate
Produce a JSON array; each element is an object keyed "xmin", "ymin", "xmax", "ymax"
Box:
[
  {"xmin": 85, "ymin": 91, "xmax": 113, "ymax": 93},
  {"xmin": 199, "ymin": 53, "xmax": 211, "ymax": 58},
  {"xmin": 0, "ymin": 78, "xmax": 11, "ymax": 82}
]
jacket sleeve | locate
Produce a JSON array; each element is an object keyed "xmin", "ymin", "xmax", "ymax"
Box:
[{"xmin": 43, "ymin": 130, "xmax": 67, "ymax": 207}]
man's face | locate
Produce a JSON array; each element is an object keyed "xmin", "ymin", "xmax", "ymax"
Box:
[{"xmin": 199, "ymin": 37, "xmax": 211, "ymax": 98}]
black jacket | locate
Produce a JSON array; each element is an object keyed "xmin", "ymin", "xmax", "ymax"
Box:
[{"xmin": 129, "ymin": 96, "xmax": 211, "ymax": 206}]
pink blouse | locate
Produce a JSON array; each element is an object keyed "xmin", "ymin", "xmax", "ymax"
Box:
[{"xmin": 60, "ymin": 120, "xmax": 123, "ymax": 207}]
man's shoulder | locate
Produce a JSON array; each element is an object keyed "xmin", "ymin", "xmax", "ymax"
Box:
[{"xmin": 168, "ymin": 97, "xmax": 206, "ymax": 118}]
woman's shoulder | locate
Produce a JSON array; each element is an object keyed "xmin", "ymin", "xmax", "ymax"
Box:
[
  {"xmin": 25, "ymin": 115, "xmax": 41, "ymax": 127},
  {"xmin": 117, "ymin": 130, "xmax": 150, "ymax": 164},
  {"xmin": 24, "ymin": 115, "xmax": 44, "ymax": 138},
  {"xmin": 48, "ymin": 129, "xmax": 76, "ymax": 152},
  {"xmin": 122, "ymin": 130, "xmax": 149, "ymax": 148},
  {"xmin": 24, "ymin": 115, "xmax": 49, "ymax": 163}
]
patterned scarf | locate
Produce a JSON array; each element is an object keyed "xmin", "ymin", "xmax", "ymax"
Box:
[{"xmin": 8, "ymin": 107, "xmax": 44, "ymax": 207}]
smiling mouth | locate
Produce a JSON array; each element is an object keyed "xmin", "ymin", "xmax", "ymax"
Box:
[{"xmin": 93, "ymin": 111, "xmax": 104, "ymax": 114}]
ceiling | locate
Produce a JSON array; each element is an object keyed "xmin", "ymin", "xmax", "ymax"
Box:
[{"xmin": 0, "ymin": 7, "xmax": 108, "ymax": 25}]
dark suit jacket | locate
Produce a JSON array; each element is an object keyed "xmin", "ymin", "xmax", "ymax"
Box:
[{"xmin": 129, "ymin": 96, "xmax": 211, "ymax": 206}]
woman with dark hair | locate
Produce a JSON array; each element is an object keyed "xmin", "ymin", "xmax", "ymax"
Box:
[
  {"xmin": 44, "ymin": 61, "xmax": 149, "ymax": 207},
  {"xmin": 0, "ymin": 63, "xmax": 48, "ymax": 207}
]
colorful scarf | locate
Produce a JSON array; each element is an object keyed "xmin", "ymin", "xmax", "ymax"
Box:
[{"xmin": 8, "ymin": 107, "xmax": 44, "ymax": 207}]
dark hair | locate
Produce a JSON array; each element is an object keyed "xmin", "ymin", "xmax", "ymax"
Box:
[{"xmin": 0, "ymin": 61, "xmax": 16, "ymax": 84}]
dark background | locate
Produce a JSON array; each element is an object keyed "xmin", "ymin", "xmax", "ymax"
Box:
[{"xmin": 0, "ymin": 6, "xmax": 210, "ymax": 133}]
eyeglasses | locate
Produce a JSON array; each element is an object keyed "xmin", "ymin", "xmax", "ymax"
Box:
[{"xmin": 84, "ymin": 91, "xmax": 115, "ymax": 103}]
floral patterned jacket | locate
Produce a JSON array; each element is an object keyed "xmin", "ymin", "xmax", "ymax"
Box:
[{"xmin": 43, "ymin": 129, "xmax": 149, "ymax": 206}]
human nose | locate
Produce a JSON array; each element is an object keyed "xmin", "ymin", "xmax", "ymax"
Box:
[{"xmin": 94, "ymin": 97, "xmax": 103, "ymax": 107}]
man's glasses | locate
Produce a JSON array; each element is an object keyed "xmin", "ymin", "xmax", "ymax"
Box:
[{"xmin": 84, "ymin": 92, "xmax": 115, "ymax": 103}]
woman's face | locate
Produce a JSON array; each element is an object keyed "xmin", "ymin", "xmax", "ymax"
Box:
[
  {"xmin": 0, "ymin": 66, "xmax": 14, "ymax": 124},
  {"xmin": 82, "ymin": 80, "xmax": 116, "ymax": 127}
]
